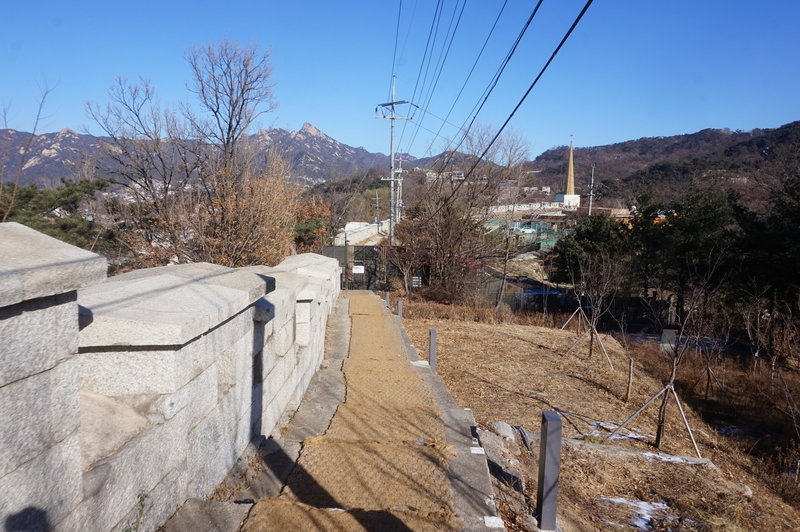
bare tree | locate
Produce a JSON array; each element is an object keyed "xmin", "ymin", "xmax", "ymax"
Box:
[
  {"xmin": 1, "ymin": 85, "xmax": 53, "ymax": 222},
  {"xmin": 185, "ymin": 40, "xmax": 275, "ymax": 166},
  {"xmin": 87, "ymin": 78, "xmax": 199, "ymax": 263},
  {"xmin": 492, "ymin": 129, "xmax": 530, "ymax": 308},
  {"xmin": 89, "ymin": 41, "xmax": 295, "ymax": 268},
  {"xmin": 564, "ymin": 248, "xmax": 625, "ymax": 368}
]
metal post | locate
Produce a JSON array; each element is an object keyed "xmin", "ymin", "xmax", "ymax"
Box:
[
  {"xmin": 385, "ymin": 291, "xmax": 391, "ymax": 308},
  {"xmin": 536, "ymin": 411, "xmax": 562, "ymax": 531},
  {"xmin": 428, "ymin": 329, "xmax": 437, "ymax": 373},
  {"xmin": 396, "ymin": 299, "xmax": 403, "ymax": 318}
]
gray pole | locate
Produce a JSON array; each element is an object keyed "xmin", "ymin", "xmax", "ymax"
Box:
[
  {"xmin": 396, "ymin": 299, "xmax": 403, "ymax": 318},
  {"xmin": 389, "ymin": 77, "xmax": 396, "ymax": 244},
  {"xmin": 385, "ymin": 291, "xmax": 392, "ymax": 308},
  {"xmin": 588, "ymin": 163, "xmax": 595, "ymax": 216},
  {"xmin": 428, "ymin": 329, "xmax": 437, "ymax": 373},
  {"xmin": 536, "ymin": 411, "xmax": 562, "ymax": 531},
  {"xmin": 376, "ymin": 76, "xmax": 409, "ymax": 246}
]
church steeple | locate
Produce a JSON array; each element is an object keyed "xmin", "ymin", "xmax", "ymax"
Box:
[
  {"xmin": 566, "ymin": 137, "xmax": 575, "ymax": 195},
  {"xmin": 555, "ymin": 136, "xmax": 580, "ymax": 209}
]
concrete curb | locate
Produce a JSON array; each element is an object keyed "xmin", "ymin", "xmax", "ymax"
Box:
[{"xmin": 395, "ymin": 312, "xmax": 504, "ymax": 531}]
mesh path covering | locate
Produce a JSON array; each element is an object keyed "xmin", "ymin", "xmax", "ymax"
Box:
[
  {"xmin": 242, "ymin": 499, "xmax": 461, "ymax": 532},
  {"xmin": 242, "ymin": 291, "xmax": 459, "ymax": 531}
]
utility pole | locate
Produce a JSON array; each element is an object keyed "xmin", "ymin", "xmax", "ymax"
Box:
[
  {"xmin": 376, "ymin": 75, "xmax": 410, "ymax": 245},
  {"xmin": 372, "ymin": 190, "xmax": 381, "ymax": 226},
  {"xmin": 588, "ymin": 163, "xmax": 595, "ymax": 216},
  {"xmin": 395, "ymin": 157, "xmax": 407, "ymax": 223}
]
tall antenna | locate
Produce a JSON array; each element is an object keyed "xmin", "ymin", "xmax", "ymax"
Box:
[{"xmin": 376, "ymin": 75, "xmax": 410, "ymax": 244}]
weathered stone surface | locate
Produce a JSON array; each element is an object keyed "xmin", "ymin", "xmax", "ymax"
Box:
[
  {"xmin": 187, "ymin": 388, "xmax": 253, "ymax": 498},
  {"xmin": 76, "ymin": 408, "xmax": 192, "ymax": 532},
  {"xmin": 109, "ymin": 459, "xmax": 189, "ymax": 532},
  {"xmin": 262, "ymin": 287, "xmax": 296, "ymax": 328},
  {"xmin": 0, "ymin": 431, "xmax": 82, "ymax": 529},
  {"xmin": 205, "ymin": 307, "xmax": 255, "ymax": 366},
  {"xmin": 270, "ymin": 320, "xmax": 296, "ymax": 357},
  {"xmin": 0, "ymin": 293, "xmax": 78, "ymax": 388},
  {"xmin": 78, "ymin": 274, "xmax": 254, "ymax": 347},
  {"xmin": 80, "ymin": 341, "xmax": 200, "ymax": 396},
  {"xmin": 79, "ymin": 391, "xmax": 149, "ymax": 467},
  {"xmin": 0, "ymin": 359, "xmax": 80, "ymax": 478},
  {"xmin": 491, "ymin": 420, "xmax": 516, "ymax": 442},
  {"xmin": 0, "ymin": 222, "xmax": 107, "ymax": 308},
  {"xmin": 161, "ymin": 499, "xmax": 252, "ymax": 532},
  {"xmin": 106, "ymin": 262, "xmax": 271, "ymax": 303},
  {"xmin": 218, "ymin": 335, "xmax": 256, "ymax": 415},
  {"xmin": 149, "ymin": 362, "xmax": 219, "ymax": 429},
  {"xmin": 267, "ymin": 271, "xmax": 315, "ymax": 301}
]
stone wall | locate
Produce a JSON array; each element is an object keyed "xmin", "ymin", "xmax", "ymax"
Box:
[
  {"xmin": 332, "ymin": 220, "xmax": 388, "ymax": 246},
  {"xmin": 0, "ymin": 223, "xmax": 340, "ymax": 531}
]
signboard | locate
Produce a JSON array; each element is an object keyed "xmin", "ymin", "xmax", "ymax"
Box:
[
  {"xmin": 352, "ymin": 265, "xmax": 365, "ymax": 274},
  {"xmin": 411, "ymin": 276, "xmax": 422, "ymax": 288}
]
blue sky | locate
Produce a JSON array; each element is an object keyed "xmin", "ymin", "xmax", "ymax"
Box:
[{"xmin": 2, "ymin": 1, "xmax": 799, "ymax": 159}]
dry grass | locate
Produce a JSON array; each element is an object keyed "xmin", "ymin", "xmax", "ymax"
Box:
[
  {"xmin": 404, "ymin": 314, "xmax": 800, "ymax": 530},
  {"xmin": 402, "ymin": 298, "xmax": 568, "ymax": 328}
]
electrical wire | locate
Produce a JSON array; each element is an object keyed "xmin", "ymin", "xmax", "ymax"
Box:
[
  {"xmin": 403, "ymin": 0, "xmax": 468, "ymax": 156},
  {"xmin": 435, "ymin": 0, "xmax": 545, "ymax": 176},
  {"xmin": 388, "ymin": 0, "xmax": 403, "ymax": 101},
  {"xmin": 419, "ymin": 0, "xmax": 596, "ymax": 225},
  {"xmin": 462, "ymin": 0, "xmax": 596, "ymax": 182},
  {"xmin": 397, "ymin": 0, "xmax": 444, "ymax": 152},
  {"xmin": 418, "ymin": 0, "xmax": 509, "ymax": 158}
]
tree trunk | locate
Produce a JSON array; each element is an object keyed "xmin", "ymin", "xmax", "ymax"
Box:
[
  {"xmin": 625, "ymin": 357, "xmax": 634, "ymax": 402},
  {"xmin": 654, "ymin": 390, "xmax": 670, "ymax": 449}
]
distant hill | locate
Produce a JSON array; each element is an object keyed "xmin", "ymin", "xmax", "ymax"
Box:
[
  {"xmin": 0, "ymin": 128, "xmax": 101, "ymax": 187},
  {"xmin": 529, "ymin": 122, "xmax": 800, "ymax": 205},
  {"xmin": 248, "ymin": 123, "xmax": 390, "ymax": 185},
  {"xmin": 4, "ymin": 121, "xmax": 798, "ymax": 202}
]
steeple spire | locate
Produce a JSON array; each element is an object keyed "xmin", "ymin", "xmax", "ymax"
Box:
[{"xmin": 566, "ymin": 137, "xmax": 575, "ymax": 195}]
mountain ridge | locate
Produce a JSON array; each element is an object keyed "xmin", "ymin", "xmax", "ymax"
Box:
[{"xmin": 3, "ymin": 121, "xmax": 798, "ymax": 197}]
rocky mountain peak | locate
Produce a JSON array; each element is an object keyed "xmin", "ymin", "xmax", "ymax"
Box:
[{"xmin": 299, "ymin": 122, "xmax": 326, "ymax": 138}]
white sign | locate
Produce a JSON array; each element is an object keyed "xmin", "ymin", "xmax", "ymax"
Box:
[{"xmin": 352, "ymin": 265, "xmax": 365, "ymax": 274}]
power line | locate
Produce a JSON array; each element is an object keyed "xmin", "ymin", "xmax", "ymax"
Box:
[
  {"xmin": 388, "ymin": 0, "xmax": 403, "ymax": 101},
  {"xmin": 418, "ymin": 0, "xmax": 509, "ymax": 158},
  {"xmin": 397, "ymin": 0, "xmax": 443, "ymax": 155},
  {"xmin": 403, "ymin": 0, "xmax": 468, "ymax": 156},
  {"xmin": 462, "ymin": 0, "xmax": 596, "ymax": 182},
  {"xmin": 436, "ymin": 0, "xmax": 544, "ymax": 175},
  {"xmin": 419, "ymin": 0, "xmax": 596, "ymax": 226}
]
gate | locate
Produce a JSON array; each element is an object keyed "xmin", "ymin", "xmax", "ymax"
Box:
[{"xmin": 322, "ymin": 245, "xmax": 390, "ymax": 290}]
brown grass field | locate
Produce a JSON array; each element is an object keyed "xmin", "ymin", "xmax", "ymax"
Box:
[{"xmin": 402, "ymin": 301, "xmax": 800, "ymax": 531}]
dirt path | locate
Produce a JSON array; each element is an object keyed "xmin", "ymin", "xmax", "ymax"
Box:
[{"xmin": 242, "ymin": 292, "xmax": 460, "ymax": 531}]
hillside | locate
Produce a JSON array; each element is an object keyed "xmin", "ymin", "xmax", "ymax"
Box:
[
  {"xmin": 530, "ymin": 121, "xmax": 800, "ymax": 205},
  {"xmin": 403, "ymin": 312, "xmax": 800, "ymax": 530},
  {"xmin": 4, "ymin": 120, "xmax": 798, "ymax": 201}
]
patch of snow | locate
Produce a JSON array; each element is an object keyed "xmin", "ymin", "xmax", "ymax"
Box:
[
  {"xmin": 483, "ymin": 516, "xmax": 505, "ymax": 528},
  {"xmin": 599, "ymin": 496, "xmax": 669, "ymax": 531},
  {"xmin": 641, "ymin": 452, "xmax": 696, "ymax": 464},
  {"xmin": 717, "ymin": 425, "xmax": 745, "ymax": 437}
]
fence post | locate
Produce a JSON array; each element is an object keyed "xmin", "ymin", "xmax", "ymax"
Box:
[
  {"xmin": 397, "ymin": 299, "xmax": 403, "ymax": 318},
  {"xmin": 385, "ymin": 291, "xmax": 392, "ymax": 308},
  {"xmin": 428, "ymin": 329, "xmax": 437, "ymax": 373},
  {"xmin": 536, "ymin": 411, "xmax": 562, "ymax": 531}
]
